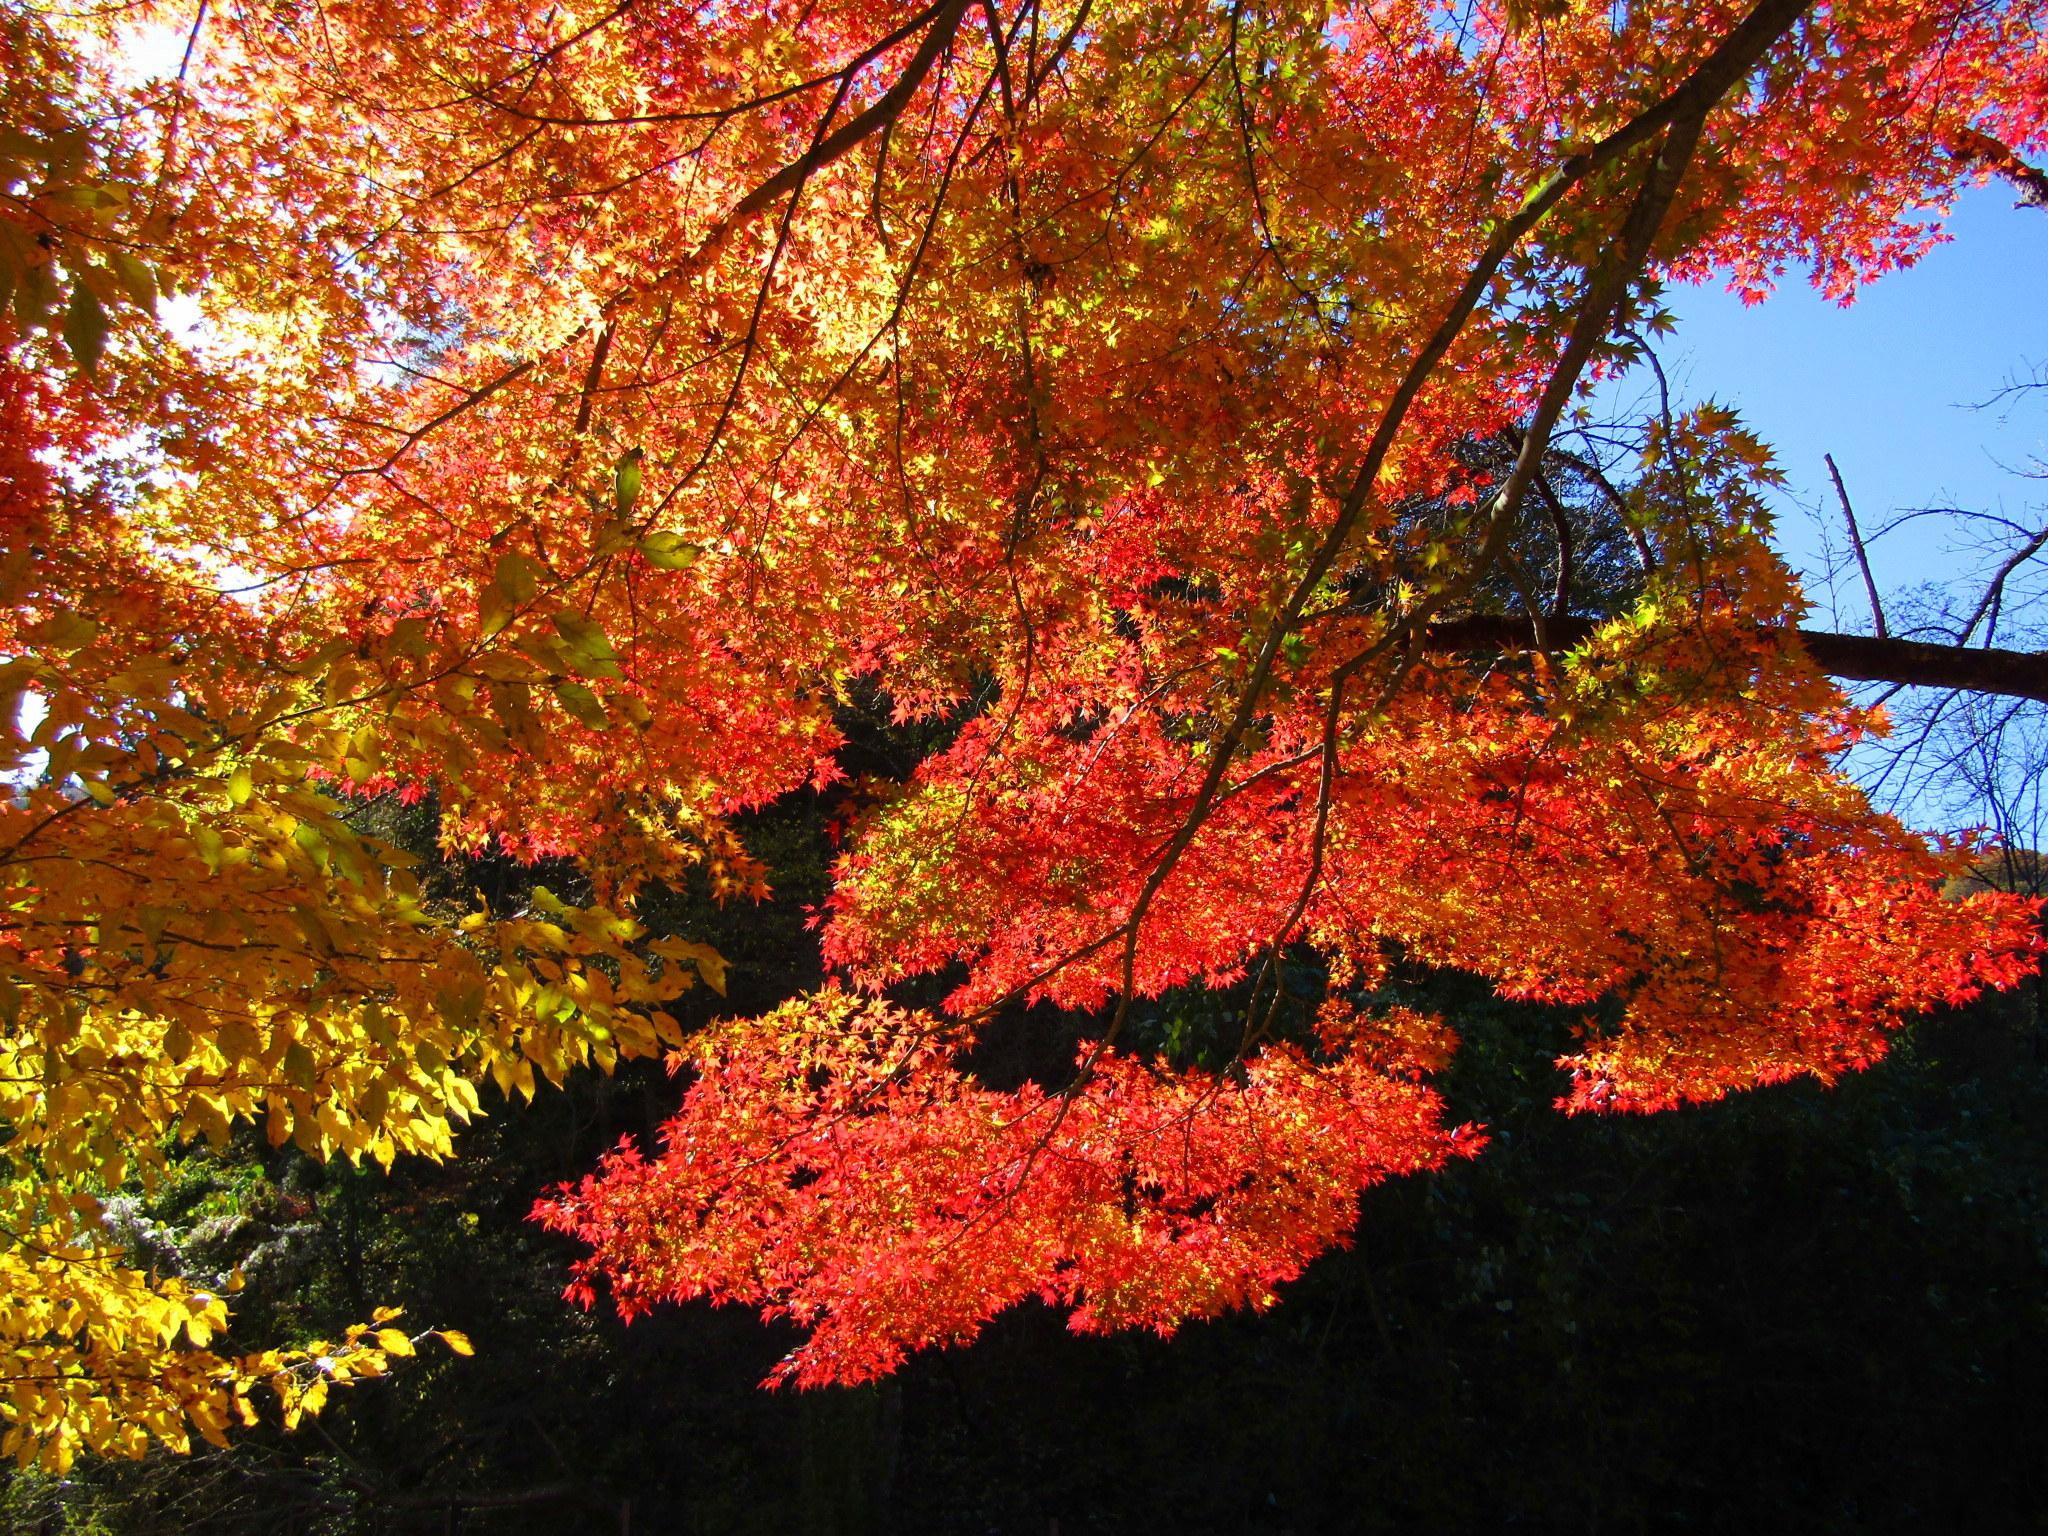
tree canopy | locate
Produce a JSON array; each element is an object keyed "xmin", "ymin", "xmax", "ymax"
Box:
[{"xmin": 2, "ymin": 0, "xmax": 2045, "ymax": 1469}]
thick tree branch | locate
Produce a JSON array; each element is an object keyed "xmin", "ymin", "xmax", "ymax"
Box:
[
  {"xmin": 1946, "ymin": 127, "xmax": 2048, "ymax": 209},
  {"xmin": 723, "ymin": 0, "xmax": 973, "ymax": 227},
  {"xmin": 1420, "ymin": 615, "xmax": 2048, "ymax": 704}
]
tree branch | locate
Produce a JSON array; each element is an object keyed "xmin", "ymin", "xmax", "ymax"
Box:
[
  {"xmin": 1825, "ymin": 452, "xmax": 1886, "ymax": 640},
  {"xmin": 1946, "ymin": 127, "xmax": 2048, "ymax": 210},
  {"xmin": 1419, "ymin": 614, "xmax": 2048, "ymax": 704}
]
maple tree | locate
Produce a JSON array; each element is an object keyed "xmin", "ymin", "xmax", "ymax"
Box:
[{"xmin": 3, "ymin": 0, "xmax": 2047, "ymax": 1466}]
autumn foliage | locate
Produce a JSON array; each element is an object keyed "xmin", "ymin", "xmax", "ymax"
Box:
[{"xmin": 2, "ymin": 0, "xmax": 2045, "ymax": 1466}]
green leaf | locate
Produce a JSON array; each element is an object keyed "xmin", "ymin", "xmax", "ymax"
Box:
[
  {"xmin": 613, "ymin": 448, "xmax": 643, "ymax": 518},
  {"xmin": 637, "ymin": 531, "xmax": 701, "ymax": 570},
  {"xmin": 387, "ymin": 617, "xmax": 432, "ymax": 656},
  {"xmin": 480, "ymin": 550, "xmax": 541, "ymax": 636},
  {"xmin": 63, "ymin": 282, "xmax": 108, "ymax": 372},
  {"xmin": 612, "ymin": 691, "xmax": 653, "ymax": 730},
  {"xmin": 551, "ymin": 680, "xmax": 610, "ymax": 730},
  {"xmin": 27, "ymin": 612, "xmax": 98, "ymax": 652},
  {"xmin": 15, "ymin": 259, "xmax": 56, "ymax": 327},
  {"xmin": 431, "ymin": 980, "xmax": 482, "ymax": 1032},
  {"xmin": 494, "ymin": 550, "xmax": 540, "ymax": 606},
  {"xmin": 362, "ymin": 1000, "xmax": 396, "ymax": 1048},
  {"xmin": 283, "ymin": 1040, "xmax": 319, "ymax": 1091},
  {"xmin": 52, "ymin": 183, "xmax": 128, "ymax": 212},
  {"xmin": 106, "ymin": 249, "xmax": 157, "ymax": 310},
  {"xmin": 550, "ymin": 611, "xmax": 621, "ymax": 677},
  {"xmin": 509, "ymin": 632, "xmax": 572, "ymax": 675}
]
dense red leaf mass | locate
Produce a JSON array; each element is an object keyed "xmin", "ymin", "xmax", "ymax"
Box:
[{"xmin": 538, "ymin": 990, "xmax": 1478, "ymax": 1384}]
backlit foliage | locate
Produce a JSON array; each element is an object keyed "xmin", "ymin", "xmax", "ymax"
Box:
[{"xmin": 2, "ymin": 0, "xmax": 2043, "ymax": 1455}]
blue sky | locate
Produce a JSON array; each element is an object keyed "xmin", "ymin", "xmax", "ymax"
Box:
[
  {"xmin": 1630, "ymin": 186, "xmax": 2047, "ymax": 632},
  {"xmin": 1590, "ymin": 187, "xmax": 2044, "ymax": 832}
]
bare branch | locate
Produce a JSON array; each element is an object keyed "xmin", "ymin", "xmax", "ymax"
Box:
[
  {"xmin": 1957, "ymin": 521, "xmax": 2048, "ymax": 648},
  {"xmin": 1825, "ymin": 452, "xmax": 1887, "ymax": 639}
]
